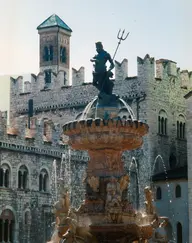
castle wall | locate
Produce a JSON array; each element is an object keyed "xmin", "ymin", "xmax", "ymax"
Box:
[
  {"xmin": 185, "ymin": 91, "xmax": 192, "ymax": 242},
  {"xmin": 154, "ymin": 180, "xmax": 188, "ymax": 242},
  {"xmin": 1, "ymin": 54, "xmax": 191, "ymax": 242}
]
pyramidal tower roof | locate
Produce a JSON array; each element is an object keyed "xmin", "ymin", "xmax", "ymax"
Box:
[{"xmin": 37, "ymin": 14, "xmax": 72, "ymax": 32}]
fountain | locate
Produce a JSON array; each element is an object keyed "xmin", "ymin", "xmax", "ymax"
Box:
[{"xmin": 47, "ymin": 41, "xmax": 169, "ymax": 243}]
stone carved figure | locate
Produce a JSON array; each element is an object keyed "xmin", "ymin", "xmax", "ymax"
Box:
[
  {"xmin": 150, "ymin": 215, "xmax": 169, "ymax": 243},
  {"xmin": 60, "ymin": 216, "xmax": 96, "ymax": 243},
  {"xmin": 87, "ymin": 176, "xmax": 99, "ymax": 192},
  {"xmin": 105, "ymin": 177, "xmax": 123, "ymax": 223},
  {"xmin": 106, "ymin": 177, "xmax": 122, "ymax": 206},
  {"xmin": 91, "ymin": 42, "xmax": 115, "ymax": 96},
  {"xmin": 144, "ymin": 186, "xmax": 155, "ymax": 215}
]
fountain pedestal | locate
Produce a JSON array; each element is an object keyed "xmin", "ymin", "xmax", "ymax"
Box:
[
  {"xmin": 61, "ymin": 97, "xmax": 157, "ymax": 243},
  {"xmin": 48, "ymin": 96, "xmax": 169, "ymax": 243}
]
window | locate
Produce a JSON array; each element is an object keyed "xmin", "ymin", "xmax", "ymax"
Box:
[
  {"xmin": 0, "ymin": 209, "xmax": 14, "ymax": 243},
  {"xmin": 60, "ymin": 46, "xmax": 67, "ymax": 63},
  {"xmin": 43, "ymin": 46, "xmax": 53, "ymax": 61},
  {"xmin": 158, "ymin": 110, "xmax": 168, "ymax": 135},
  {"xmin": 177, "ymin": 222, "xmax": 182, "ymax": 243},
  {"xmin": 44, "ymin": 70, "xmax": 51, "ymax": 84},
  {"xmin": 175, "ymin": 185, "xmax": 181, "ymax": 198},
  {"xmin": 43, "ymin": 46, "xmax": 49, "ymax": 61},
  {"xmin": 39, "ymin": 169, "xmax": 49, "ymax": 192},
  {"xmin": 156, "ymin": 187, "xmax": 162, "ymax": 200},
  {"xmin": 0, "ymin": 164, "xmax": 10, "ymax": 188},
  {"xmin": 177, "ymin": 115, "xmax": 186, "ymax": 139},
  {"xmin": 18, "ymin": 165, "xmax": 29, "ymax": 189}
]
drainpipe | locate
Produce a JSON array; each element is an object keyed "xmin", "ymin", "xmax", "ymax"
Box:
[{"xmin": 136, "ymin": 93, "xmax": 146, "ymax": 120}]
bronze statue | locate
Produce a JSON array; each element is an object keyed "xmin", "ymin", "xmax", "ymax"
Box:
[{"xmin": 91, "ymin": 42, "xmax": 115, "ymax": 95}]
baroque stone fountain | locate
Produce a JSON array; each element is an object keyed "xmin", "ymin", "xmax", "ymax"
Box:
[{"xmin": 48, "ymin": 42, "xmax": 169, "ymax": 243}]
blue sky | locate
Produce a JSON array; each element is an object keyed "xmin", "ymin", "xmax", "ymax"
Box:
[{"xmin": 0, "ymin": 0, "xmax": 192, "ymax": 110}]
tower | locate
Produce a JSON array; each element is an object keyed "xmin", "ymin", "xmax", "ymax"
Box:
[{"xmin": 37, "ymin": 14, "xmax": 72, "ymax": 83}]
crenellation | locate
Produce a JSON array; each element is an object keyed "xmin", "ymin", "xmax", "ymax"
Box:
[
  {"xmin": 56, "ymin": 70, "xmax": 68, "ymax": 88},
  {"xmin": 0, "ymin": 115, "xmax": 65, "ymax": 150},
  {"xmin": 9, "ymin": 56, "xmax": 192, "ymax": 125},
  {"xmin": 167, "ymin": 60, "xmax": 177, "ymax": 76},
  {"xmin": 180, "ymin": 70, "xmax": 191, "ymax": 89},
  {"xmin": 115, "ymin": 59, "xmax": 128, "ymax": 82},
  {"xmin": 36, "ymin": 72, "xmax": 45, "ymax": 91},
  {"xmin": 10, "ymin": 76, "xmax": 23, "ymax": 95},
  {"xmin": 24, "ymin": 81, "xmax": 31, "ymax": 93},
  {"xmin": 0, "ymin": 111, "xmax": 7, "ymax": 136},
  {"xmin": 156, "ymin": 59, "xmax": 177, "ymax": 80},
  {"xmin": 137, "ymin": 54, "xmax": 155, "ymax": 86},
  {"xmin": 72, "ymin": 67, "xmax": 85, "ymax": 86}
]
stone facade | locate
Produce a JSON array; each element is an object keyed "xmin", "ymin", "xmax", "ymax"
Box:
[
  {"xmin": 0, "ymin": 14, "xmax": 191, "ymax": 242},
  {"xmin": 185, "ymin": 91, "xmax": 192, "ymax": 242}
]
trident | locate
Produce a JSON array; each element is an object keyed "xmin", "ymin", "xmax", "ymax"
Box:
[{"xmin": 112, "ymin": 29, "xmax": 130, "ymax": 61}]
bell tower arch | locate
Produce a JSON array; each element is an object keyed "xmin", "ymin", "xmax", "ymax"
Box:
[{"xmin": 37, "ymin": 14, "xmax": 72, "ymax": 82}]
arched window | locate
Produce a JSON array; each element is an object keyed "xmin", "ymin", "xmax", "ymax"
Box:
[
  {"xmin": 156, "ymin": 187, "xmax": 162, "ymax": 200},
  {"xmin": 177, "ymin": 222, "xmax": 182, "ymax": 243},
  {"xmin": 44, "ymin": 69, "xmax": 51, "ymax": 84},
  {"xmin": 43, "ymin": 46, "xmax": 49, "ymax": 61},
  {"xmin": 0, "ymin": 209, "xmax": 15, "ymax": 243},
  {"xmin": 0, "ymin": 164, "xmax": 10, "ymax": 188},
  {"xmin": 18, "ymin": 165, "xmax": 29, "ymax": 189},
  {"xmin": 177, "ymin": 115, "xmax": 186, "ymax": 139},
  {"xmin": 60, "ymin": 46, "xmax": 67, "ymax": 63},
  {"xmin": 175, "ymin": 185, "xmax": 181, "ymax": 198},
  {"xmin": 158, "ymin": 110, "xmax": 168, "ymax": 135},
  {"xmin": 39, "ymin": 169, "xmax": 49, "ymax": 192}
]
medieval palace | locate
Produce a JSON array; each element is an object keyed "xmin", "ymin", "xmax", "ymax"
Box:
[{"xmin": 0, "ymin": 14, "xmax": 191, "ymax": 242}]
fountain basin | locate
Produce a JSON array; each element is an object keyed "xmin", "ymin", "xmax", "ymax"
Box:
[
  {"xmin": 90, "ymin": 223, "xmax": 153, "ymax": 242},
  {"xmin": 63, "ymin": 118, "xmax": 148, "ymax": 151}
]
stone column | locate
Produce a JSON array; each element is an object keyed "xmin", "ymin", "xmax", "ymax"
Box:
[
  {"xmin": 6, "ymin": 220, "xmax": 10, "ymax": 243},
  {"xmin": 2, "ymin": 219, "xmax": 5, "ymax": 242},
  {"xmin": 2, "ymin": 169, "xmax": 5, "ymax": 187}
]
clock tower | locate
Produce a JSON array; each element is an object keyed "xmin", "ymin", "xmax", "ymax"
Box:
[{"xmin": 37, "ymin": 14, "xmax": 72, "ymax": 83}]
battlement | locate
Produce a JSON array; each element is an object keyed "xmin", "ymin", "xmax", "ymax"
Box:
[
  {"xmin": 0, "ymin": 110, "xmax": 90, "ymax": 161},
  {"xmin": 10, "ymin": 61, "xmax": 130, "ymax": 95},
  {"xmin": 137, "ymin": 55, "xmax": 192, "ymax": 88},
  {"xmin": 0, "ymin": 114, "xmax": 65, "ymax": 152},
  {"xmin": 156, "ymin": 59, "xmax": 178, "ymax": 78},
  {"xmin": 9, "ymin": 55, "xmax": 192, "ymax": 125},
  {"xmin": 72, "ymin": 67, "xmax": 85, "ymax": 86}
]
